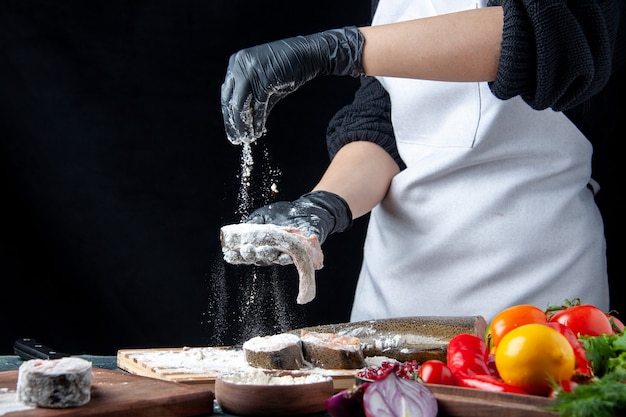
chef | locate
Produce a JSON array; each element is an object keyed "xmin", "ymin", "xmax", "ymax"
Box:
[{"xmin": 220, "ymin": 0, "xmax": 623, "ymax": 322}]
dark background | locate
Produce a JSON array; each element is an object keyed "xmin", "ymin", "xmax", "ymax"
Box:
[{"xmin": 0, "ymin": 1, "xmax": 623, "ymax": 355}]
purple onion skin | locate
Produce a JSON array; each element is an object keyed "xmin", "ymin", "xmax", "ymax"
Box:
[
  {"xmin": 363, "ymin": 372, "xmax": 438, "ymax": 417},
  {"xmin": 324, "ymin": 383, "xmax": 369, "ymax": 417}
]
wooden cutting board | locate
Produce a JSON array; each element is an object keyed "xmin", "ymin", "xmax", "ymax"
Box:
[
  {"xmin": 117, "ymin": 347, "xmax": 357, "ymax": 392},
  {"xmin": 0, "ymin": 368, "xmax": 214, "ymax": 416}
]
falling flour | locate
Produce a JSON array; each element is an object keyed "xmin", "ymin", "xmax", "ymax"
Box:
[
  {"xmin": 236, "ymin": 142, "xmax": 254, "ymax": 221},
  {"xmin": 236, "ymin": 142, "xmax": 280, "ymax": 221},
  {"xmin": 206, "ymin": 141, "xmax": 305, "ymax": 347}
]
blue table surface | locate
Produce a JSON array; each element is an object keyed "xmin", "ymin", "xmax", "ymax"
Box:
[
  {"xmin": 0, "ymin": 355, "xmax": 332, "ymax": 417},
  {"xmin": 0, "ymin": 355, "xmax": 117, "ymax": 371}
]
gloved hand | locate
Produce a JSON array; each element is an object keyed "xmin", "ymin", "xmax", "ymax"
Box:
[
  {"xmin": 221, "ymin": 26, "xmax": 365, "ymax": 145},
  {"xmin": 227, "ymin": 191, "xmax": 353, "ymax": 266}
]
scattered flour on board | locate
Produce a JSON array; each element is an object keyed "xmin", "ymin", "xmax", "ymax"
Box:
[
  {"xmin": 0, "ymin": 388, "xmax": 35, "ymax": 416},
  {"xmin": 132, "ymin": 347, "xmax": 249, "ymax": 374},
  {"xmin": 127, "ymin": 346, "xmax": 395, "ymax": 378}
]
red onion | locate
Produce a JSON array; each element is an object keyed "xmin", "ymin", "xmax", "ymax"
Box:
[
  {"xmin": 324, "ymin": 383, "xmax": 368, "ymax": 417},
  {"xmin": 363, "ymin": 372, "xmax": 438, "ymax": 417}
]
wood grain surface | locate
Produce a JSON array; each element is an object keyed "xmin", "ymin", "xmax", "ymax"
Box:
[{"xmin": 0, "ymin": 368, "xmax": 214, "ymax": 416}]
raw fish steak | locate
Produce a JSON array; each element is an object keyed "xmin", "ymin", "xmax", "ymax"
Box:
[{"xmin": 220, "ymin": 223, "xmax": 323, "ymax": 304}]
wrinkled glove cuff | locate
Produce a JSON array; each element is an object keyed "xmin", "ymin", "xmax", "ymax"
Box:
[
  {"xmin": 323, "ymin": 26, "xmax": 366, "ymax": 78},
  {"xmin": 295, "ymin": 190, "xmax": 353, "ymax": 243}
]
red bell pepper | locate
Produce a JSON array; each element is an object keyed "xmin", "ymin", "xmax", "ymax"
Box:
[
  {"xmin": 456, "ymin": 374, "xmax": 529, "ymax": 394},
  {"xmin": 447, "ymin": 333, "xmax": 529, "ymax": 394},
  {"xmin": 447, "ymin": 333, "xmax": 491, "ymax": 376}
]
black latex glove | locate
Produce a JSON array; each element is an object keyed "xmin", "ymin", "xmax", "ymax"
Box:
[
  {"xmin": 221, "ymin": 26, "xmax": 365, "ymax": 145},
  {"xmin": 228, "ymin": 191, "xmax": 353, "ymax": 266}
]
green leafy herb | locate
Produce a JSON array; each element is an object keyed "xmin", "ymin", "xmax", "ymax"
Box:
[
  {"xmin": 548, "ymin": 332, "xmax": 626, "ymax": 417},
  {"xmin": 548, "ymin": 372, "xmax": 626, "ymax": 417},
  {"xmin": 583, "ymin": 331, "xmax": 626, "ymax": 377}
]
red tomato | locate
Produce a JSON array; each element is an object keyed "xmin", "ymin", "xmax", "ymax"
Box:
[
  {"xmin": 418, "ymin": 360, "xmax": 457, "ymax": 385},
  {"xmin": 606, "ymin": 314, "xmax": 625, "ymax": 334},
  {"xmin": 548, "ymin": 304, "xmax": 613, "ymax": 337},
  {"xmin": 488, "ymin": 304, "xmax": 548, "ymax": 348}
]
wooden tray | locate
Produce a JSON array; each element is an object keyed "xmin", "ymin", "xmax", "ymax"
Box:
[
  {"xmin": 427, "ymin": 384, "xmax": 557, "ymax": 417},
  {"xmin": 0, "ymin": 368, "xmax": 214, "ymax": 416}
]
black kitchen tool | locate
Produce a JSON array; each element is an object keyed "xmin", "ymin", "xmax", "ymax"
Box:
[{"xmin": 13, "ymin": 338, "xmax": 70, "ymax": 360}]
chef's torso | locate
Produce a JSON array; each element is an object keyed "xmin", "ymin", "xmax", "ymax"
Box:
[{"xmin": 350, "ymin": 0, "xmax": 609, "ymax": 323}]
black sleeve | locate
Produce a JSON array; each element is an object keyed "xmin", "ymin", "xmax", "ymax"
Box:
[
  {"xmin": 487, "ymin": 0, "xmax": 622, "ymax": 111},
  {"xmin": 325, "ymin": 0, "xmax": 404, "ymax": 169},
  {"xmin": 326, "ymin": 76, "xmax": 405, "ymax": 169}
]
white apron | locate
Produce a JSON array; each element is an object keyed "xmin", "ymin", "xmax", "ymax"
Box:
[{"xmin": 350, "ymin": 0, "xmax": 609, "ymax": 323}]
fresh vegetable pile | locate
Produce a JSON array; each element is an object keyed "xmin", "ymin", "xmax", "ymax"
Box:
[{"xmin": 325, "ymin": 299, "xmax": 626, "ymax": 417}]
